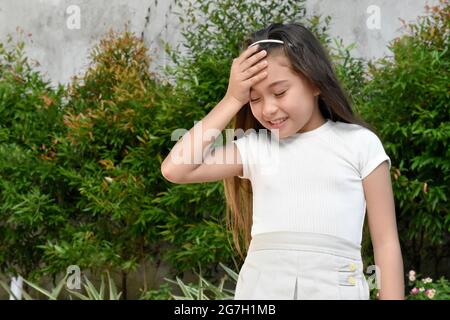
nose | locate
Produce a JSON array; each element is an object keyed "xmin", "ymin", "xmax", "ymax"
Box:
[{"xmin": 261, "ymin": 101, "xmax": 279, "ymax": 119}]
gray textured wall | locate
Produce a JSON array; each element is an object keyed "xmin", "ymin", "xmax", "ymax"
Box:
[
  {"xmin": 0, "ymin": 0, "xmax": 438, "ymax": 87},
  {"xmin": 0, "ymin": 0, "xmax": 180, "ymax": 87}
]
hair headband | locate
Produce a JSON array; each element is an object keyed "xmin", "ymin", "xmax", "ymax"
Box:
[{"xmin": 248, "ymin": 39, "xmax": 285, "ymax": 48}]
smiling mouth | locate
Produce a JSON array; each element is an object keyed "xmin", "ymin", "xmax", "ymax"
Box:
[{"xmin": 268, "ymin": 117, "xmax": 288, "ymax": 126}]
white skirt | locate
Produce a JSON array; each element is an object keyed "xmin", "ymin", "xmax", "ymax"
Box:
[{"xmin": 234, "ymin": 231, "xmax": 371, "ymax": 300}]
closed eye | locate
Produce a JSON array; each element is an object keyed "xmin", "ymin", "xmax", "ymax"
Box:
[
  {"xmin": 250, "ymin": 90, "xmax": 287, "ymax": 102},
  {"xmin": 275, "ymin": 90, "xmax": 287, "ymax": 97}
]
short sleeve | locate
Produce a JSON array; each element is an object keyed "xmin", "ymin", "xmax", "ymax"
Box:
[
  {"xmin": 358, "ymin": 129, "xmax": 391, "ymax": 179},
  {"xmin": 231, "ymin": 131, "xmax": 254, "ymax": 180}
]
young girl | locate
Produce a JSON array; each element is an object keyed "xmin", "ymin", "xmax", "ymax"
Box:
[{"xmin": 161, "ymin": 23, "xmax": 404, "ymax": 300}]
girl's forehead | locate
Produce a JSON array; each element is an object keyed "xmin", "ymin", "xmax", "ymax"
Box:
[
  {"xmin": 266, "ymin": 55, "xmax": 297, "ymax": 76},
  {"xmin": 250, "ymin": 62, "xmax": 296, "ymax": 92},
  {"xmin": 250, "ymin": 79, "xmax": 290, "ymax": 93},
  {"xmin": 266, "ymin": 53, "xmax": 290, "ymax": 65}
]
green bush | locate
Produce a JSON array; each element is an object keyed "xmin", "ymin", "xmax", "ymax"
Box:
[
  {"xmin": 358, "ymin": 1, "xmax": 449, "ymax": 277},
  {"xmin": 0, "ymin": 32, "xmax": 67, "ymax": 281},
  {"xmin": 38, "ymin": 28, "xmax": 174, "ymax": 298},
  {"xmin": 406, "ymin": 270, "xmax": 450, "ymax": 300}
]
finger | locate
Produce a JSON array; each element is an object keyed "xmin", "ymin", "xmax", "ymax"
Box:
[
  {"xmin": 240, "ymin": 49, "xmax": 267, "ymax": 70},
  {"xmin": 242, "ymin": 59, "xmax": 268, "ymax": 81},
  {"xmin": 243, "ymin": 69, "xmax": 268, "ymax": 86},
  {"xmin": 237, "ymin": 44, "xmax": 261, "ymax": 64}
]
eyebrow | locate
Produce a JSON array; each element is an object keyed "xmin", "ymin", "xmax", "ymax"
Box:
[{"xmin": 250, "ymin": 80, "xmax": 289, "ymax": 92}]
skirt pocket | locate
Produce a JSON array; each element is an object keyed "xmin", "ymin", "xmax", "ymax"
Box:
[{"xmin": 336, "ymin": 257, "xmax": 365, "ymax": 300}]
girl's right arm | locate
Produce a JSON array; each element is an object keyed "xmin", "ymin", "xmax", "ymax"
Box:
[{"xmin": 160, "ymin": 44, "xmax": 268, "ymax": 184}]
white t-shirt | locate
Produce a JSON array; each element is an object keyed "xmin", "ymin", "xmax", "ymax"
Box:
[{"xmin": 232, "ymin": 119, "xmax": 391, "ymax": 246}]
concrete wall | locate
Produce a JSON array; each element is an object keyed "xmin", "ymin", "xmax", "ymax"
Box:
[
  {"xmin": 0, "ymin": 0, "xmax": 439, "ymax": 87},
  {"xmin": 304, "ymin": 0, "xmax": 439, "ymax": 60}
]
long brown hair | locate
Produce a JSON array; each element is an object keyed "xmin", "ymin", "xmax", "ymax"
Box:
[{"xmin": 223, "ymin": 22, "xmax": 378, "ymax": 260}]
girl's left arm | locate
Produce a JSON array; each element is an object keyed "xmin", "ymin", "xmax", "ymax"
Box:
[{"xmin": 362, "ymin": 160, "xmax": 405, "ymax": 300}]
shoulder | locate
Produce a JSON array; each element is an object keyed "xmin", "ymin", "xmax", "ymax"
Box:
[
  {"xmin": 331, "ymin": 121, "xmax": 391, "ymax": 178},
  {"xmin": 232, "ymin": 128, "xmax": 268, "ymax": 159},
  {"xmin": 328, "ymin": 120, "xmax": 389, "ymax": 166},
  {"xmin": 231, "ymin": 128, "xmax": 276, "ymax": 179},
  {"xmin": 233, "ymin": 128, "xmax": 273, "ymax": 146},
  {"xmin": 331, "ymin": 120, "xmax": 368, "ymax": 135},
  {"xmin": 330, "ymin": 121, "xmax": 382, "ymax": 145}
]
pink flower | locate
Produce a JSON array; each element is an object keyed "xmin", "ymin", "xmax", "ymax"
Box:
[
  {"xmin": 425, "ymin": 289, "xmax": 436, "ymax": 299},
  {"xmin": 410, "ymin": 287, "xmax": 419, "ymax": 295}
]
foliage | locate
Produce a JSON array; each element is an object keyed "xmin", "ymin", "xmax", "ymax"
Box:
[
  {"xmin": 358, "ymin": 0, "xmax": 449, "ymax": 275},
  {"xmin": 406, "ymin": 270, "xmax": 450, "ymax": 300},
  {"xmin": 161, "ymin": 262, "xmax": 236, "ymax": 300},
  {"xmin": 37, "ymin": 27, "xmax": 176, "ymax": 298},
  {"xmin": 139, "ymin": 282, "xmax": 173, "ymax": 300},
  {"xmin": 0, "ymin": 271, "xmax": 122, "ymax": 300},
  {"xmin": 0, "ymin": 31, "xmax": 67, "ymax": 280}
]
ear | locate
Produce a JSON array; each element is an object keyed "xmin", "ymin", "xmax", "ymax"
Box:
[{"xmin": 311, "ymin": 83, "xmax": 321, "ymax": 96}]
